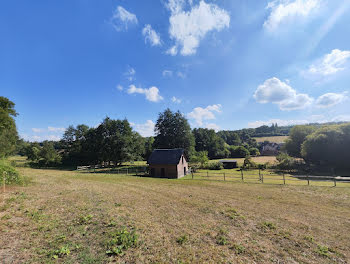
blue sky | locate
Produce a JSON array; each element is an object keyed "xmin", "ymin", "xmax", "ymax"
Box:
[{"xmin": 1, "ymin": 0, "xmax": 350, "ymax": 141}]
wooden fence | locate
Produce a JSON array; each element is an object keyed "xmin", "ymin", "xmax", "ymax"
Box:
[{"xmin": 190, "ymin": 170, "xmax": 350, "ymax": 187}]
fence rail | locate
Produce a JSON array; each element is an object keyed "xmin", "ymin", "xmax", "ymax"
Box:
[{"xmin": 190, "ymin": 170, "xmax": 350, "ymax": 187}]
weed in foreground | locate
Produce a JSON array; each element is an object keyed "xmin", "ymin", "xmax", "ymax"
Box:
[
  {"xmin": 176, "ymin": 234, "xmax": 189, "ymax": 245},
  {"xmin": 105, "ymin": 227, "xmax": 138, "ymax": 256},
  {"xmin": 316, "ymin": 244, "xmax": 329, "ymax": 257},
  {"xmin": 261, "ymin": 221, "xmax": 276, "ymax": 230},
  {"xmin": 231, "ymin": 243, "xmax": 246, "ymax": 254},
  {"xmin": 216, "ymin": 228, "xmax": 229, "ymax": 246}
]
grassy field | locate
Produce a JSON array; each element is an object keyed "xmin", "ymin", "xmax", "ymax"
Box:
[
  {"xmin": 1, "ymin": 160, "xmax": 350, "ymax": 263},
  {"xmin": 254, "ymin": 136, "xmax": 289, "ymax": 144}
]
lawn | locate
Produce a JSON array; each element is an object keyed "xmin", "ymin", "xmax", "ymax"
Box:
[
  {"xmin": 1, "ymin": 163, "xmax": 350, "ymax": 263},
  {"xmin": 254, "ymin": 136, "xmax": 289, "ymax": 144}
]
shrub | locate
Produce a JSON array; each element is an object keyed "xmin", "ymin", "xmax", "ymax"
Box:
[
  {"xmin": 242, "ymin": 157, "xmax": 257, "ymax": 170},
  {"xmin": 0, "ymin": 159, "xmax": 22, "ymax": 185},
  {"xmin": 229, "ymin": 146, "xmax": 250, "ymax": 158},
  {"xmin": 204, "ymin": 162, "xmax": 223, "ymax": 170},
  {"xmin": 249, "ymin": 147, "xmax": 260, "ymax": 156}
]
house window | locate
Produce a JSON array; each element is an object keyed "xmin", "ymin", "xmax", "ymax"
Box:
[{"xmin": 182, "ymin": 156, "xmax": 184, "ymax": 164}]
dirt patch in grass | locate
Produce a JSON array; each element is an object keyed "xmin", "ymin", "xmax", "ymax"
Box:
[{"xmin": 0, "ymin": 167, "xmax": 349, "ymax": 263}]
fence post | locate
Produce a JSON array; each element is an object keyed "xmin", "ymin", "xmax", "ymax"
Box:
[
  {"xmin": 307, "ymin": 175, "xmax": 310, "ymax": 186},
  {"xmin": 224, "ymin": 173, "xmax": 226, "ymax": 181},
  {"xmin": 207, "ymin": 171, "xmax": 209, "ymax": 177},
  {"xmin": 261, "ymin": 173, "xmax": 264, "ymax": 184},
  {"xmin": 241, "ymin": 169, "xmax": 244, "ymax": 182},
  {"xmin": 259, "ymin": 169, "xmax": 261, "ymax": 182},
  {"xmin": 334, "ymin": 178, "xmax": 337, "ymax": 187},
  {"xmin": 192, "ymin": 172, "xmax": 194, "ymax": 180},
  {"xmin": 127, "ymin": 168, "xmax": 128, "ymax": 175},
  {"xmin": 283, "ymin": 173, "xmax": 286, "ymax": 185}
]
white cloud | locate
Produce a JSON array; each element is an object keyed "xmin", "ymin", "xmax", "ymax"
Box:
[
  {"xmin": 171, "ymin": 96, "xmax": 182, "ymax": 103},
  {"xmin": 205, "ymin": 123, "xmax": 220, "ymax": 131},
  {"xmin": 142, "ymin": 24, "xmax": 161, "ymax": 46},
  {"xmin": 264, "ymin": 0, "xmax": 321, "ymax": 31},
  {"xmin": 48, "ymin": 127, "xmax": 66, "ymax": 132},
  {"xmin": 117, "ymin": 84, "xmax": 123, "ymax": 91},
  {"xmin": 166, "ymin": 45, "xmax": 178, "ymax": 56},
  {"xmin": 248, "ymin": 114, "xmax": 350, "ymax": 128},
  {"xmin": 111, "ymin": 6, "xmax": 138, "ymax": 31},
  {"xmin": 308, "ymin": 49, "xmax": 350, "ymax": 76},
  {"xmin": 124, "ymin": 67, "xmax": 136, "ymax": 81},
  {"xmin": 254, "ymin": 77, "xmax": 313, "ymax": 111},
  {"xmin": 22, "ymin": 134, "xmax": 62, "ymax": 142},
  {"xmin": 167, "ymin": 0, "xmax": 230, "ymax": 55},
  {"xmin": 177, "ymin": 71, "xmax": 186, "ymax": 79},
  {"xmin": 32, "ymin": 127, "xmax": 65, "ymax": 133},
  {"xmin": 188, "ymin": 104, "xmax": 222, "ymax": 126},
  {"xmin": 127, "ymin": 85, "xmax": 163, "ymax": 102},
  {"xmin": 162, "ymin": 70, "xmax": 173, "ymax": 77},
  {"xmin": 132, "ymin": 120, "xmax": 155, "ymax": 137},
  {"xmin": 315, "ymin": 92, "xmax": 348, "ymax": 108}
]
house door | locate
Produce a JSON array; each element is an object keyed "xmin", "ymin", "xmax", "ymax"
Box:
[
  {"xmin": 150, "ymin": 168, "xmax": 155, "ymax": 176},
  {"xmin": 161, "ymin": 168, "xmax": 165, "ymax": 177},
  {"xmin": 184, "ymin": 167, "xmax": 186, "ymax": 175}
]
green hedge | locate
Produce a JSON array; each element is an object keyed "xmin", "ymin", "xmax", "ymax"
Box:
[{"xmin": 0, "ymin": 159, "xmax": 22, "ymax": 185}]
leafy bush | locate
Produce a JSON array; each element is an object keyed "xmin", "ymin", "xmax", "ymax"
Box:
[
  {"xmin": 249, "ymin": 147, "xmax": 260, "ymax": 156},
  {"xmin": 204, "ymin": 162, "xmax": 223, "ymax": 170},
  {"xmin": 242, "ymin": 157, "xmax": 257, "ymax": 170},
  {"xmin": 0, "ymin": 159, "xmax": 22, "ymax": 185},
  {"xmin": 228, "ymin": 146, "xmax": 250, "ymax": 158}
]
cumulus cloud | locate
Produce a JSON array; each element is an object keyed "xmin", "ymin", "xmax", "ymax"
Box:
[
  {"xmin": 117, "ymin": 84, "xmax": 123, "ymax": 91},
  {"xmin": 171, "ymin": 96, "xmax": 182, "ymax": 103},
  {"xmin": 308, "ymin": 49, "xmax": 350, "ymax": 76},
  {"xmin": 127, "ymin": 85, "xmax": 163, "ymax": 102},
  {"xmin": 48, "ymin": 127, "xmax": 66, "ymax": 132},
  {"xmin": 167, "ymin": 0, "xmax": 230, "ymax": 55},
  {"xmin": 248, "ymin": 114, "xmax": 350, "ymax": 128},
  {"xmin": 254, "ymin": 77, "xmax": 313, "ymax": 110},
  {"xmin": 264, "ymin": 0, "xmax": 320, "ymax": 31},
  {"xmin": 188, "ymin": 104, "xmax": 222, "ymax": 126},
  {"xmin": 111, "ymin": 6, "xmax": 138, "ymax": 31},
  {"xmin": 131, "ymin": 120, "xmax": 155, "ymax": 137},
  {"xmin": 315, "ymin": 92, "xmax": 348, "ymax": 108},
  {"xmin": 142, "ymin": 25, "xmax": 161, "ymax": 46}
]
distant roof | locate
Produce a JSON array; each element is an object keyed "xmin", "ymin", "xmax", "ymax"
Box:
[
  {"xmin": 148, "ymin": 149, "xmax": 185, "ymax": 165},
  {"xmin": 219, "ymin": 160, "xmax": 237, "ymax": 163}
]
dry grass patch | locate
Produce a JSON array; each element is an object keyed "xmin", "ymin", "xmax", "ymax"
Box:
[{"xmin": 0, "ymin": 167, "xmax": 349, "ymax": 263}]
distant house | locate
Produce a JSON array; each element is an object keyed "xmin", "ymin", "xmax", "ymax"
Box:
[
  {"xmin": 260, "ymin": 142, "xmax": 283, "ymax": 156},
  {"xmin": 219, "ymin": 160, "xmax": 238, "ymax": 169},
  {"xmin": 147, "ymin": 149, "xmax": 188, "ymax": 179}
]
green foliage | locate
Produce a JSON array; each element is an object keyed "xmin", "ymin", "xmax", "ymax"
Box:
[
  {"xmin": 228, "ymin": 145, "xmax": 250, "ymax": 158},
  {"xmin": 176, "ymin": 234, "xmax": 189, "ymax": 245},
  {"xmin": 0, "ymin": 97, "xmax": 18, "ymax": 158},
  {"xmin": 285, "ymin": 125, "xmax": 315, "ymax": 157},
  {"xmin": 39, "ymin": 141, "xmax": 61, "ymax": 166},
  {"xmin": 276, "ymin": 153, "xmax": 296, "ymax": 171},
  {"xmin": 242, "ymin": 157, "xmax": 257, "ymax": 170},
  {"xmin": 261, "ymin": 221, "xmax": 276, "ymax": 230},
  {"xmin": 0, "ymin": 159, "xmax": 22, "ymax": 185},
  {"xmin": 105, "ymin": 228, "xmax": 138, "ymax": 256},
  {"xmin": 316, "ymin": 245, "xmax": 329, "ymax": 257},
  {"xmin": 301, "ymin": 123, "xmax": 350, "ymax": 169},
  {"xmin": 190, "ymin": 151, "xmax": 209, "ymax": 168},
  {"xmin": 153, "ymin": 109, "xmax": 195, "ymax": 158},
  {"xmin": 249, "ymin": 147, "xmax": 260, "ymax": 156},
  {"xmin": 193, "ymin": 128, "xmax": 228, "ymax": 159},
  {"xmin": 216, "ymin": 228, "xmax": 229, "ymax": 245},
  {"xmin": 231, "ymin": 244, "xmax": 245, "ymax": 254},
  {"xmin": 204, "ymin": 161, "xmax": 223, "ymax": 170}
]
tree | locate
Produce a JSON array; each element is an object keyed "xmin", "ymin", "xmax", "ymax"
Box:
[
  {"xmin": 25, "ymin": 143, "xmax": 41, "ymax": 162},
  {"xmin": 0, "ymin": 97, "xmax": 18, "ymax": 158},
  {"xmin": 193, "ymin": 128, "xmax": 228, "ymax": 159},
  {"xmin": 153, "ymin": 109, "xmax": 195, "ymax": 157},
  {"xmin": 301, "ymin": 123, "xmax": 350, "ymax": 168},
  {"xmin": 228, "ymin": 146, "xmax": 250, "ymax": 158},
  {"xmin": 249, "ymin": 147, "xmax": 260, "ymax": 156},
  {"xmin": 285, "ymin": 125, "xmax": 315, "ymax": 157},
  {"xmin": 39, "ymin": 141, "xmax": 61, "ymax": 166},
  {"xmin": 143, "ymin": 137, "xmax": 154, "ymax": 161},
  {"xmin": 190, "ymin": 151, "xmax": 209, "ymax": 168}
]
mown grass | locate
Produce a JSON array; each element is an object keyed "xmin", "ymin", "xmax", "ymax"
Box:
[
  {"xmin": 0, "ymin": 165, "xmax": 349, "ymax": 263},
  {"xmin": 253, "ymin": 136, "xmax": 289, "ymax": 143}
]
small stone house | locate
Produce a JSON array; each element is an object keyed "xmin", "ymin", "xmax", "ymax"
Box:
[{"xmin": 147, "ymin": 149, "xmax": 188, "ymax": 179}]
